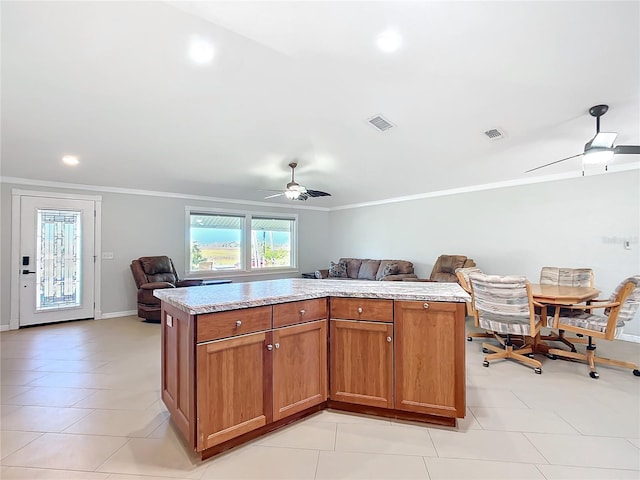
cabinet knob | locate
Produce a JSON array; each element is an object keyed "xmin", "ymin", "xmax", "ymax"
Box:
[
  {"xmin": 386, "ymin": 336, "xmax": 392, "ymax": 343},
  {"xmin": 266, "ymin": 344, "xmax": 273, "ymax": 351},
  {"xmin": 300, "ymin": 309, "xmax": 306, "ymax": 316},
  {"xmin": 357, "ymin": 307, "xmax": 363, "ymax": 314},
  {"xmin": 274, "ymin": 342, "xmax": 280, "ymax": 349},
  {"xmin": 423, "ymin": 303, "xmax": 429, "ymax": 309},
  {"xmin": 235, "ymin": 320, "xmax": 242, "ymax": 327}
]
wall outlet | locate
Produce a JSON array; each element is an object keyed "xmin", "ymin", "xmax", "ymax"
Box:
[{"xmin": 101, "ymin": 252, "xmax": 114, "ymax": 260}]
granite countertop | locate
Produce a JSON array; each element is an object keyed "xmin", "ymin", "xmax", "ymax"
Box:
[{"xmin": 154, "ymin": 278, "xmax": 471, "ymax": 315}]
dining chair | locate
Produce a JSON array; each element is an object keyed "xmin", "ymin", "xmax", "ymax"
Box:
[
  {"xmin": 455, "ymin": 267, "xmax": 492, "ymax": 342},
  {"xmin": 539, "ymin": 267, "xmax": 595, "ymax": 352},
  {"xmin": 469, "ymin": 273, "xmax": 546, "ymax": 374},
  {"xmin": 548, "ymin": 275, "xmax": 640, "ymax": 379}
]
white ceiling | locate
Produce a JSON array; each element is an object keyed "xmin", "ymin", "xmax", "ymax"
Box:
[{"xmin": 2, "ymin": 1, "xmax": 639, "ymax": 208}]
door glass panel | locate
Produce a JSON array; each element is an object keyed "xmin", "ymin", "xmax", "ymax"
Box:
[{"xmin": 36, "ymin": 209, "xmax": 82, "ymax": 310}]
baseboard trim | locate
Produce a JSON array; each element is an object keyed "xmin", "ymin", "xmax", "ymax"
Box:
[
  {"xmin": 0, "ymin": 325, "xmax": 9, "ymax": 332},
  {"xmin": 619, "ymin": 333, "xmax": 640, "ymax": 344},
  {"xmin": 100, "ymin": 310, "xmax": 137, "ymax": 319}
]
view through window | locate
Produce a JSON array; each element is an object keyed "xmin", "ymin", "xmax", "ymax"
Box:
[{"xmin": 189, "ymin": 211, "xmax": 296, "ymax": 273}]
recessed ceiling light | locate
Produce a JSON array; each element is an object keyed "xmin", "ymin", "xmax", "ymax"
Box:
[
  {"xmin": 188, "ymin": 35, "xmax": 215, "ymax": 65},
  {"xmin": 62, "ymin": 155, "xmax": 79, "ymax": 166},
  {"xmin": 376, "ymin": 30, "xmax": 402, "ymax": 53}
]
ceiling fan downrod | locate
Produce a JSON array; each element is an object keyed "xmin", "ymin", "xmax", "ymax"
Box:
[{"xmin": 589, "ymin": 104, "xmax": 608, "ymax": 134}]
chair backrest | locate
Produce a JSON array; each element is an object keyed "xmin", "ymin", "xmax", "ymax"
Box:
[
  {"xmin": 130, "ymin": 256, "xmax": 179, "ymax": 287},
  {"xmin": 455, "ymin": 267, "xmax": 483, "ymax": 293},
  {"xmin": 469, "ymin": 272, "xmax": 540, "ymax": 336},
  {"xmin": 606, "ymin": 276, "xmax": 640, "ymax": 326},
  {"xmin": 540, "ymin": 267, "xmax": 594, "ymax": 287}
]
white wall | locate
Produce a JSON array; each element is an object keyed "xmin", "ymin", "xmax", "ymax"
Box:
[
  {"xmin": 0, "ymin": 183, "xmax": 331, "ymax": 326},
  {"xmin": 3, "ymin": 170, "xmax": 639, "ymax": 337},
  {"xmin": 328, "ymin": 170, "xmax": 640, "ymax": 337}
]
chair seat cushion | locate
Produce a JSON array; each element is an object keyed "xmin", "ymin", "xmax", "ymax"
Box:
[
  {"xmin": 479, "ymin": 313, "xmax": 541, "ymax": 336},
  {"xmin": 555, "ymin": 312, "xmax": 624, "ymax": 337}
]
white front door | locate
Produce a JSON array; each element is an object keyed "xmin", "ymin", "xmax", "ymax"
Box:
[{"xmin": 18, "ymin": 195, "xmax": 96, "ymax": 326}]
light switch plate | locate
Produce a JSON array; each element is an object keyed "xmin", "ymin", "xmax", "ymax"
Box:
[
  {"xmin": 166, "ymin": 314, "xmax": 173, "ymax": 327},
  {"xmin": 101, "ymin": 252, "xmax": 114, "ymax": 260}
]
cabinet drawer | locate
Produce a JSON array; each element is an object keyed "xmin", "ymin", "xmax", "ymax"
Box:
[
  {"xmin": 273, "ymin": 298, "xmax": 327, "ymax": 328},
  {"xmin": 330, "ymin": 297, "xmax": 393, "ymax": 322},
  {"xmin": 197, "ymin": 306, "xmax": 272, "ymax": 343}
]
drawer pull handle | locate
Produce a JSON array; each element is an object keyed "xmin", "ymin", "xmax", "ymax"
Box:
[
  {"xmin": 266, "ymin": 344, "xmax": 273, "ymax": 351},
  {"xmin": 386, "ymin": 336, "xmax": 392, "ymax": 343},
  {"xmin": 235, "ymin": 320, "xmax": 242, "ymax": 327},
  {"xmin": 274, "ymin": 342, "xmax": 280, "ymax": 349},
  {"xmin": 357, "ymin": 307, "xmax": 363, "ymax": 314},
  {"xmin": 423, "ymin": 303, "xmax": 429, "ymax": 309},
  {"xmin": 300, "ymin": 309, "xmax": 306, "ymax": 315}
]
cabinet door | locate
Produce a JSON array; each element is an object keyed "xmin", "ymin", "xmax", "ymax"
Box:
[
  {"xmin": 272, "ymin": 320, "xmax": 327, "ymax": 421},
  {"xmin": 394, "ymin": 301, "xmax": 466, "ymax": 418},
  {"xmin": 330, "ymin": 319, "xmax": 393, "ymax": 408},
  {"xmin": 196, "ymin": 332, "xmax": 271, "ymax": 451}
]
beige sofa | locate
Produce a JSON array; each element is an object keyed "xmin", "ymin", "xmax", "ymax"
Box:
[{"xmin": 315, "ymin": 257, "xmax": 418, "ymax": 281}]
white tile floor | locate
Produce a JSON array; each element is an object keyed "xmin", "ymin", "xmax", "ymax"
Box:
[{"xmin": 1, "ymin": 315, "xmax": 639, "ymax": 480}]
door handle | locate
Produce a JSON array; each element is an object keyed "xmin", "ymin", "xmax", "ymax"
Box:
[{"xmin": 22, "ymin": 270, "xmax": 36, "ymax": 274}]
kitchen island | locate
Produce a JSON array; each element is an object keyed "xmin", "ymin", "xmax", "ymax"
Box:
[{"xmin": 155, "ymin": 278, "xmax": 470, "ymax": 459}]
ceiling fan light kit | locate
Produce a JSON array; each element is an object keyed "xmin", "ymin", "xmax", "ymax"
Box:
[
  {"xmin": 263, "ymin": 161, "xmax": 331, "ymax": 201},
  {"xmin": 525, "ymin": 104, "xmax": 640, "ymax": 175}
]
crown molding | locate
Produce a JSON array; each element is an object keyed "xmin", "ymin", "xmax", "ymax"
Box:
[{"xmin": 0, "ymin": 177, "xmax": 331, "ymax": 212}]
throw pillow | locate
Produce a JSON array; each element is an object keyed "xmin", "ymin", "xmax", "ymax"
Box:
[
  {"xmin": 328, "ymin": 261, "xmax": 348, "ymax": 278},
  {"xmin": 381, "ymin": 262, "xmax": 399, "ymax": 277}
]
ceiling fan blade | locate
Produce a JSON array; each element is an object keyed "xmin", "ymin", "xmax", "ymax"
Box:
[
  {"xmin": 614, "ymin": 145, "xmax": 640, "ymax": 155},
  {"xmin": 524, "ymin": 153, "xmax": 583, "ymax": 173},
  {"xmin": 305, "ymin": 189, "xmax": 332, "ymax": 197},
  {"xmin": 264, "ymin": 192, "xmax": 284, "ymax": 199}
]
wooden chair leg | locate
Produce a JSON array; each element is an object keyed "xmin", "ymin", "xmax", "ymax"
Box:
[
  {"xmin": 482, "ymin": 339, "xmax": 542, "ymax": 373},
  {"xmin": 549, "ymin": 344, "xmax": 640, "ymax": 378}
]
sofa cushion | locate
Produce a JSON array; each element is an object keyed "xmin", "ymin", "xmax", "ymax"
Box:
[
  {"xmin": 328, "ymin": 260, "xmax": 348, "ymax": 278},
  {"xmin": 376, "ymin": 260, "xmax": 414, "ymax": 280},
  {"xmin": 339, "ymin": 258, "xmax": 363, "ymax": 279},
  {"xmin": 358, "ymin": 260, "xmax": 381, "ymax": 280}
]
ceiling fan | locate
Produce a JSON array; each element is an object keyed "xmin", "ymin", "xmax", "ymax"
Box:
[
  {"xmin": 525, "ymin": 104, "xmax": 640, "ymax": 174},
  {"xmin": 263, "ymin": 161, "xmax": 331, "ymax": 201}
]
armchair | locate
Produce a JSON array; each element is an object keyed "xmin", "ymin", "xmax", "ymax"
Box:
[
  {"xmin": 548, "ymin": 276, "xmax": 640, "ymax": 378},
  {"xmin": 130, "ymin": 256, "xmax": 203, "ymax": 322},
  {"xmin": 430, "ymin": 255, "xmax": 476, "ymax": 283},
  {"xmin": 469, "ymin": 272, "xmax": 545, "ymax": 374}
]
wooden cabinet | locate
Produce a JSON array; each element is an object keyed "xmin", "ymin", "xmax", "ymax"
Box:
[
  {"xmin": 394, "ymin": 300, "xmax": 466, "ymax": 418},
  {"xmin": 273, "ymin": 298, "xmax": 326, "ymax": 328},
  {"xmin": 197, "ymin": 306, "xmax": 272, "ymax": 343},
  {"xmin": 330, "ymin": 319, "xmax": 393, "ymax": 408},
  {"xmin": 272, "ymin": 320, "xmax": 327, "ymax": 421},
  {"xmin": 193, "ymin": 304, "xmax": 328, "ymax": 450},
  {"xmin": 196, "ymin": 331, "xmax": 271, "ymax": 450},
  {"xmin": 161, "ymin": 292, "xmax": 466, "ymax": 459},
  {"xmin": 330, "ymin": 297, "xmax": 393, "ymax": 322}
]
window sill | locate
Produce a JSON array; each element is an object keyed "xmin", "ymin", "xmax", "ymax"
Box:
[{"xmin": 185, "ymin": 269, "xmax": 299, "ymax": 280}]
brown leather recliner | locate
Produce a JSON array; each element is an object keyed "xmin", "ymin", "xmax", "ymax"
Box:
[
  {"xmin": 130, "ymin": 256, "xmax": 203, "ymax": 322},
  {"xmin": 429, "ymin": 255, "xmax": 476, "ymax": 283}
]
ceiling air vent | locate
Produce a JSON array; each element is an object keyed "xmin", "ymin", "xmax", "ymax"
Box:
[
  {"xmin": 484, "ymin": 128, "xmax": 506, "ymax": 140},
  {"xmin": 367, "ymin": 114, "xmax": 394, "ymax": 132}
]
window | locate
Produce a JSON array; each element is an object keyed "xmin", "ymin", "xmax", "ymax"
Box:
[{"xmin": 187, "ymin": 208, "xmax": 297, "ymax": 275}]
